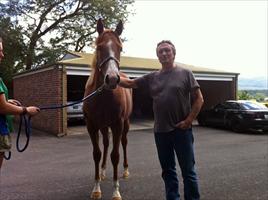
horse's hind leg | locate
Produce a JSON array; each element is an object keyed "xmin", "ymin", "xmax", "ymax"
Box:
[
  {"xmin": 87, "ymin": 127, "xmax": 102, "ymax": 199},
  {"xmin": 121, "ymin": 119, "xmax": 130, "ymax": 178},
  {"xmin": 100, "ymin": 127, "xmax": 109, "ymax": 180}
]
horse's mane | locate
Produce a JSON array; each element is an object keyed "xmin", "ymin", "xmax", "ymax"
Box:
[
  {"xmin": 85, "ymin": 52, "xmax": 97, "ymax": 88},
  {"xmin": 85, "ymin": 29, "xmax": 122, "ymax": 88}
]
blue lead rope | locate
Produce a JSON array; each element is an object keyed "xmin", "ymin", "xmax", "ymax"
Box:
[
  {"xmin": 16, "ymin": 115, "xmax": 31, "ymax": 152},
  {"xmin": 40, "ymin": 85, "xmax": 105, "ymax": 110},
  {"xmin": 4, "ymin": 84, "xmax": 105, "ymax": 160},
  {"xmin": 3, "ymin": 114, "xmax": 31, "ymax": 160}
]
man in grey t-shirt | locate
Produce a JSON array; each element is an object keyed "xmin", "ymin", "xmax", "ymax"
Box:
[{"xmin": 119, "ymin": 40, "xmax": 204, "ymax": 200}]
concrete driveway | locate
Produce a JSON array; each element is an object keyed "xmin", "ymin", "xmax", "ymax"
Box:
[{"xmin": 0, "ymin": 123, "xmax": 267, "ymax": 200}]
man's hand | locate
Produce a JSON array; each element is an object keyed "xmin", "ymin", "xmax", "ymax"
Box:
[
  {"xmin": 118, "ymin": 76, "xmax": 138, "ymax": 88},
  {"xmin": 176, "ymin": 88, "xmax": 204, "ymax": 130},
  {"xmin": 176, "ymin": 119, "xmax": 192, "ymax": 130}
]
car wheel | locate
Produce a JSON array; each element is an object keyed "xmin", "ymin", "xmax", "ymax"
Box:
[{"xmin": 231, "ymin": 120, "xmax": 244, "ymax": 133}]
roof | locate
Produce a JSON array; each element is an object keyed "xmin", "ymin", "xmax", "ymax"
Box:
[
  {"xmin": 58, "ymin": 51, "xmax": 238, "ymax": 75},
  {"xmin": 13, "ymin": 51, "xmax": 239, "ymax": 80}
]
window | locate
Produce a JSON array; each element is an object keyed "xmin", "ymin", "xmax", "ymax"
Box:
[{"xmin": 241, "ymin": 101, "xmax": 268, "ymax": 110}]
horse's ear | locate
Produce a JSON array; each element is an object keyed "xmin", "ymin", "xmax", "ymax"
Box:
[
  {"xmin": 97, "ymin": 18, "xmax": 104, "ymax": 35},
  {"xmin": 115, "ymin": 20, "xmax": 123, "ymax": 36}
]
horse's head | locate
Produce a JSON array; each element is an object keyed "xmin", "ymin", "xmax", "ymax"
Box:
[{"xmin": 95, "ymin": 19, "xmax": 123, "ymax": 89}]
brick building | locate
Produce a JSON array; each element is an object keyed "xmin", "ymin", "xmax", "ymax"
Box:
[{"xmin": 13, "ymin": 66, "xmax": 67, "ymax": 136}]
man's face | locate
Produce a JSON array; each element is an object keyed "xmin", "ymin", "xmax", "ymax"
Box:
[
  {"xmin": 156, "ymin": 43, "xmax": 175, "ymax": 64},
  {"xmin": 0, "ymin": 42, "xmax": 4, "ymax": 63}
]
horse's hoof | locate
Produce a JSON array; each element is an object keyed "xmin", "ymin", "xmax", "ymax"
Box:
[
  {"xmin": 112, "ymin": 189, "xmax": 121, "ymax": 200},
  {"xmin": 112, "ymin": 197, "xmax": 122, "ymax": 200},
  {"xmin": 122, "ymin": 169, "xmax": 129, "ymax": 179},
  {"xmin": 90, "ymin": 191, "xmax": 102, "ymax": 199}
]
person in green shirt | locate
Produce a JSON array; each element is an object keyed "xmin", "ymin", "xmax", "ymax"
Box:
[{"xmin": 0, "ymin": 36, "xmax": 40, "ymax": 170}]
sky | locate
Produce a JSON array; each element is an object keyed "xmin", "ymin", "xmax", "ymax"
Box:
[{"xmin": 121, "ymin": 0, "xmax": 268, "ymax": 79}]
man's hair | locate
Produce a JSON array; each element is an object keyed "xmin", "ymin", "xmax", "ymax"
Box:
[
  {"xmin": 156, "ymin": 40, "xmax": 176, "ymax": 55},
  {"xmin": 0, "ymin": 36, "xmax": 2, "ymax": 43}
]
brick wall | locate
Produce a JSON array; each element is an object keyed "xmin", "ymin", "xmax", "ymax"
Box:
[{"xmin": 13, "ymin": 66, "xmax": 67, "ymax": 136}]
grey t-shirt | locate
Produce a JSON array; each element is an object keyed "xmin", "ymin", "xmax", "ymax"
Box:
[{"xmin": 135, "ymin": 65, "xmax": 200, "ymax": 132}]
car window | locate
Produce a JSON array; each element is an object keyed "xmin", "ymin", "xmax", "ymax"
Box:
[
  {"xmin": 228, "ymin": 102, "xmax": 241, "ymax": 109},
  {"xmin": 222, "ymin": 102, "xmax": 236, "ymax": 109},
  {"xmin": 240, "ymin": 101, "xmax": 268, "ymax": 110},
  {"xmin": 214, "ymin": 103, "xmax": 232, "ymax": 109}
]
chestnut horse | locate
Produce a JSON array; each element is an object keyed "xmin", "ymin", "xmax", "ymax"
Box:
[{"xmin": 83, "ymin": 19, "xmax": 132, "ymax": 200}]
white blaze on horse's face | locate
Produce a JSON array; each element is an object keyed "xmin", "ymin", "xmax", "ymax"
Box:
[
  {"xmin": 105, "ymin": 40, "xmax": 119, "ymax": 84},
  {"xmin": 103, "ymin": 39, "xmax": 120, "ymax": 89}
]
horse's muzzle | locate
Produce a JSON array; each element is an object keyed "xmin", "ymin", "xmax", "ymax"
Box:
[{"xmin": 104, "ymin": 74, "xmax": 120, "ymax": 89}]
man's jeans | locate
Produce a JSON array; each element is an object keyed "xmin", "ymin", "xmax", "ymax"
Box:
[{"xmin": 154, "ymin": 128, "xmax": 200, "ymax": 200}]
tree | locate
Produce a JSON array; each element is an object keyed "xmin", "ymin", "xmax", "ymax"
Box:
[
  {"xmin": 238, "ymin": 90, "xmax": 252, "ymax": 100},
  {"xmin": 0, "ymin": 0, "xmax": 134, "ymax": 70},
  {"xmin": 0, "ymin": 16, "xmax": 26, "ymax": 94},
  {"xmin": 254, "ymin": 92, "xmax": 265, "ymax": 102}
]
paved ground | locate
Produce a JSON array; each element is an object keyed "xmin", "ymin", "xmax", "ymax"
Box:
[
  {"xmin": 0, "ymin": 122, "xmax": 267, "ymax": 200},
  {"xmin": 67, "ymin": 118, "xmax": 155, "ymax": 135}
]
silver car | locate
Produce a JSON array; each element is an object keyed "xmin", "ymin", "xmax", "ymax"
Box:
[{"xmin": 67, "ymin": 101, "xmax": 84, "ymax": 121}]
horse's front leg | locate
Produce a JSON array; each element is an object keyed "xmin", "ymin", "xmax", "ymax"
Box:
[
  {"xmin": 110, "ymin": 120, "xmax": 124, "ymax": 200},
  {"xmin": 121, "ymin": 119, "xmax": 130, "ymax": 178},
  {"xmin": 87, "ymin": 127, "xmax": 102, "ymax": 199},
  {"xmin": 100, "ymin": 127, "xmax": 109, "ymax": 180}
]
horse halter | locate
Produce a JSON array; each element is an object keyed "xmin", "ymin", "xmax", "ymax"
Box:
[
  {"xmin": 97, "ymin": 55, "xmax": 121, "ymax": 85},
  {"xmin": 97, "ymin": 56, "xmax": 120, "ymax": 70}
]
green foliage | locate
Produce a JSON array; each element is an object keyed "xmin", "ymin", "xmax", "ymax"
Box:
[
  {"xmin": 238, "ymin": 90, "xmax": 268, "ymax": 102},
  {"xmin": 0, "ymin": 0, "xmax": 135, "ymax": 70},
  {"xmin": 245, "ymin": 89, "xmax": 268, "ymax": 96},
  {"xmin": 254, "ymin": 93, "xmax": 266, "ymax": 102},
  {"xmin": 0, "ymin": 16, "xmax": 26, "ymax": 88},
  {"xmin": 238, "ymin": 90, "xmax": 253, "ymax": 100}
]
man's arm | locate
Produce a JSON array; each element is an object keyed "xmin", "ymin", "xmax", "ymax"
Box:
[
  {"xmin": 119, "ymin": 76, "xmax": 138, "ymax": 89},
  {"xmin": 176, "ymin": 88, "xmax": 204, "ymax": 129}
]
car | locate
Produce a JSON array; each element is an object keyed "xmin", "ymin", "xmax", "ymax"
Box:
[
  {"xmin": 67, "ymin": 101, "xmax": 84, "ymax": 121},
  {"xmin": 197, "ymin": 100, "xmax": 268, "ymax": 132}
]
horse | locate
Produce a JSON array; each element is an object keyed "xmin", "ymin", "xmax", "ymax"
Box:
[{"xmin": 83, "ymin": 19, "xmax": 132, "ymax": 200}]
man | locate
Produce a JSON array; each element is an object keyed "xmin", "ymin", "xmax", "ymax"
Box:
[
  {"xmin": 0, "ymin": 36, "xmax": 40, "ymax": 169},
  {"xmin": 119, "ymin": 40, "xmax": 204, "ymax": 200}
]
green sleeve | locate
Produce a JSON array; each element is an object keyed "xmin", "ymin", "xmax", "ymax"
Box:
[
  {"xmin": 0, "ymin": 79, "xmax": 5, "ymax": 94},
  {"xmin": 0, "ymin": 78, "xmax": 14, "ymax": 132}
]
